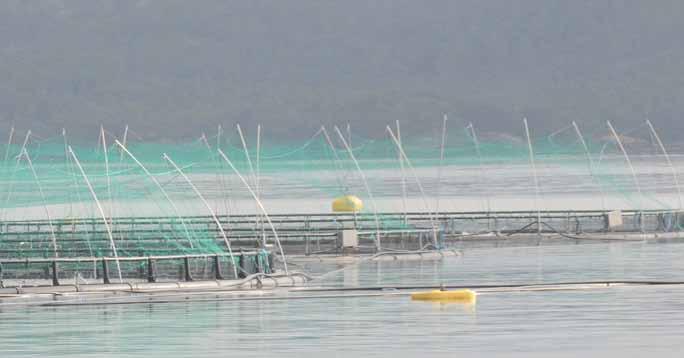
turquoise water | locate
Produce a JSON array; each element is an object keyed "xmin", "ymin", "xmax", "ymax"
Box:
[{"xmin": 3, "ymin": 241, "xmax": 684, "ymax": 357}]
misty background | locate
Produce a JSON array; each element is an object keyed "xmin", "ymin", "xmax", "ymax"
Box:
[{"xmin": 1, "ymin": 0, "xmax": 683, "ymax": 142}]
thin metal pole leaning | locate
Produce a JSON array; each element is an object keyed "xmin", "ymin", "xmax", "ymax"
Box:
[
  {"xmin": 163, "ymin": 154, "xmax": 239, "ymax": 278},
  {"xmin": 396, "ymin": 121, "xmax": 409, "ymax": 227},
  {"xmin": 435, "ymin": 114, "xmax": 448, "ymax": 214},
  {"xmin": 217, "ymin": 149, "xmax": 288, "ymax": 274},
  {"xmin": 236, "ymin": 124, "xmax": 261, "ymax": 244},
  {"xmin": 3, "ymin": 126, "xmax": 14, "ymax": 163},
  {"xmin": 646, "ymin": 119, "xmax": 682, "ymax": 210},
  {"xmin": 101, "ymin": 126, "xmax": 115, "ymax": 224},
  {"xmin": 68, "ymin": 146, "xmax": 123, "ymax": 282},
  {"xmin": 114, "ymin": 139, "xmax": 195, "ymax": 248},
  {"xmin": 466, "ymin": 123, "xmax": 491, "ymax": 213},
  {"xmin": 386, "ymin": 126, "xmax": 440, "ymax": 247},
  {"xmin": 606, "ymin": 121, "xmax": 645, "ymax": 214},
  {"xmin": 572, "ymin": 121, "xmax": 607, "ymax": 211},
  {"xmin": 20, "ymin": 148, "xmax": 59, "ymax": 258},
  {"xmin": 333, "ymin": 126, "xmax": 382, "ymax": 252},
  {"xmin": 523, "ymin": 118, "xmax": 542, "ymax": 234}
]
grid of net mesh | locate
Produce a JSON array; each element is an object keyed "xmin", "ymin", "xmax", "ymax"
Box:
[{"xmin": 0, "ymin": 120, "xmax": 682, "ymax": 261}]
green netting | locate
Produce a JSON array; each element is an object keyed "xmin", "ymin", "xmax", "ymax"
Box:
[{"xmin": 0, "ymin": 121, "xmax": 680, "ymax": 259}]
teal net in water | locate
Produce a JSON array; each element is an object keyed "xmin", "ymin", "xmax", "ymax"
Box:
[{"xmin": 0, "ymin": 120, "xmax": 681, "ymax": 260}]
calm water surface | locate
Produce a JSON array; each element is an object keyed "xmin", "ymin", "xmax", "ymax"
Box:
[{"xmin": 3, "ymin": 241, "xmax": 684, "ymax": 357}]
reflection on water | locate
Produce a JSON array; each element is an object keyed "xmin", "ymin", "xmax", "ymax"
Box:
[{"xmin": 2, "ymin": 242, "xmax": 684, "ymax": 356}]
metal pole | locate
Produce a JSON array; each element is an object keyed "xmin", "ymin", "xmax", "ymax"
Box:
[
  {"xmin": 218, "ymin": 149, "xmax": 289, "ymax": 274},
  {"xmin": 332, "ymin": 126, "xmax": 382, "ymax": 252},
  {"xmin": 68, "ymin": 146, "xmax": 123, "ymax": 282},
  {"xmin": 163, "ymin": 154, "xmax": 239, "ymax": 278},
  {"xmin": 646, "ymin": 119, "xmax": 682, "ymax": 210},
  {"xmin": 523, "ymin": 118, "xmax": 542, "ymax": 234}
]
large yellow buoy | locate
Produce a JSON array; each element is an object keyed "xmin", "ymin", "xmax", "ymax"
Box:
[
  {"xmin": 332, "ymin": 195, "xmax": 364, "ymax": 213},
  {"xmin": 411, "ymin": 289, "xmax": 477, "ymax": 303}
]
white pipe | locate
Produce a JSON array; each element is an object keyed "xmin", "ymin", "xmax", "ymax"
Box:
[
  {"xmin": 163, "ymin": 154, "xmax": 239, "ymax": 278},
  {"xmin": 20, "ymin": 148, "xmax": 59, "ymax": 258},
  {"xmin": 119, "ymin": 125, "xmax": 128, "ymax": 162},
  {"xmin": 20, "ymin": 130, "xmax": 30, "ymax": 152},
  {"xmin": 333, "ymin": 126, "xmax": 382, "ymax": 251},
  {"xmin": 386, "ymin": 126, "xmax": 439, "ymax": 246},
  {"xmin": 236, "ymin": 124, "xmax": 261, "ymax": 239},
  {"xmin": 435, "ymin": 114, "xmax": 448, "ymax": 213},
  {"xmin": 4, "ymin": 126, "xmax": 14, "ymax": 163},
  {"xmin": 321, "ymin": 126, "xmax": 343, "ymax": 171},
  {"xmin": 217, "ymin": 124, "xmax": 223, "ymax": 150},
  {"xmin": 200, "ymin": 132, "xmax": 211, "ymax": 150},
  {"xmin": 236, "ymin": 124, "xmax": 257, "ymax": 189},
  {"xmin": 217, "ymin": 149, "xmax": 288, "ymax": 274},
  {"xmin": 606, "ymin": 121, "xmax": 644, "ymax": 213},
  {"xmin": 115, "ymin": 139, "xmax": 195, "ymax": 248},
  {"xmin": 63, "ymin": 130, "xmax": 94, "ymax": 256},
  {"xmin": 396, "ymin": 120, "xmax": 408, "ymax": 226},
  {"xmin": 467, "ymin": 123, "xmax": 491, "ymax": 213},
  {"xmin": 646, "ymin": 119, "xmax": 682, "ymax": 210},
  {"xmin": 320, "ymin": 126, "xmax": 351, "ymax": 195},
  {"xmin": 523, "ymin": 118, "xmax": 542, "ymax": 234},
  {"xmin": 215, "ymin": 124, "xmax": 230, "ymax": 217},
  {"xmin": 256, "ymin": 124, "xmax": 261, "ymax": 200},
  {"xmin": 101, "ymin": 126, "xmax": 114, "ymax": 218},
  {"xmin": 256, "ymin": 124, "xmax": 265, "ymax": 246},
  {"xmin": 572, "ymin": 121, "xmax": 607, "ymax": 211},
  {"xmin": 68, "ymin": 146, "xmax": 123, "ymax": 282},
  {"xmin": 63, "ymin": 129, "xmax": 76, "ymax": 219}
]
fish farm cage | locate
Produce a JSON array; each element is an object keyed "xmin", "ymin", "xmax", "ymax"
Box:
[{"xmin": 1, "ymin": 119, "xmax": 683, "ymax": 286}]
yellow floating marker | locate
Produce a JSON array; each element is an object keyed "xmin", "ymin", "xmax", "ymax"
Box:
[
  {"xmin": 332, "ymin": 195, "xmax": 364, "ymax": 213},
  {"xmin": 411, "ymin": 289, "xmax": 477, "ymax": 303}
]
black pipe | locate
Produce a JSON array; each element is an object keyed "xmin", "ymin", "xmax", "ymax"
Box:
[
  {"xmin": 51, "ymin": 261, "xmax": 59, "ymax": 286},
  {"xmin": 147, "ymin": 258, "xmax": 156, "ymax": 283},
  {"xmin": 183, "ymin": 257, "xmax": 193, "ymax": 282},
  {"xmin": 101, "ymin": 259, "xmax": 110, "ymax": 284},
  {"xmin": 267, "ymin": 253, "xmax": 274, "ymax": 274},
  {"xmin": 237, "ymin": 252, "xmax": 246, "ymax": 279},
  {"xmin": 213, "ymin": 255, "xmax": 223, "ymax": 280}
]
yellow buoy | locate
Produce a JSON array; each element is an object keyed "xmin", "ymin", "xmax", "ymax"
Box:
[
  {"xmin": 332, "ymin": 195, "xmax": 364, "ymax": 213},
  {"xmin": 411, "ymin": 289, "xmax": 477, "ymax": 303}
]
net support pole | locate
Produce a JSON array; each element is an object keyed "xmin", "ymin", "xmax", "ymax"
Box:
[
  {"xmin": 332, "ymin": 126, "xmax": 383, "ymax": 252},
  {"xmin": 435, "ymin": 114, "xmax": 448, "ymax": 214},
  {"xmin": 115, "ymin": 140, "xmax": 196, "ymax": 248},
  {"xmin": 20, "ymin": 149, "xmax": 59, "ymax": 258},
  {"xmin": 3, "ymin": 125, "xmax": 14, "ymax": 163},
  {"xmin": 523, "ymin": 118, "xmax": 542, "ymax": 235},
  {"xmin": 572, "ymin": 121, "xmax": 607, "ymax": 211},
  {"xmin": 217, "ymin": 149, "xmax": 288, "ymax": 274},
  {"xmin": 646, "ymin": 119, "xmax": 682, "ymax": 210},
  {"xmin": 68, "ymin": 146, "xmax": 123, "ymax": 283},
  {"xmin": 467, "ymin": 123, "xmax": 492, "ymax": 214},
  {"xmin": 163, "ymin": 154, "xmax": 239, "ymax": 279},
  {"xmin": 396, "ymin": 120, "xmax": 408, "ymax": 227},
  {"xmin": 386, "ymin": 126, "xmax": 440, "ymax": 248},
  {"xmin": 607, "ymin": 121, "xmax": 645, "ymax": 230}
]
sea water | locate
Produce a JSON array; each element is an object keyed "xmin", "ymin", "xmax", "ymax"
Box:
[{"xmin": 2, "ymin": 241, "xmax": 684, "ymax": 357}]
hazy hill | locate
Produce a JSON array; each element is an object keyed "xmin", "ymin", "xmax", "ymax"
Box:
[{"xmin": 1, "ymin": 0, "xmax": 684, "ymax": 142}]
